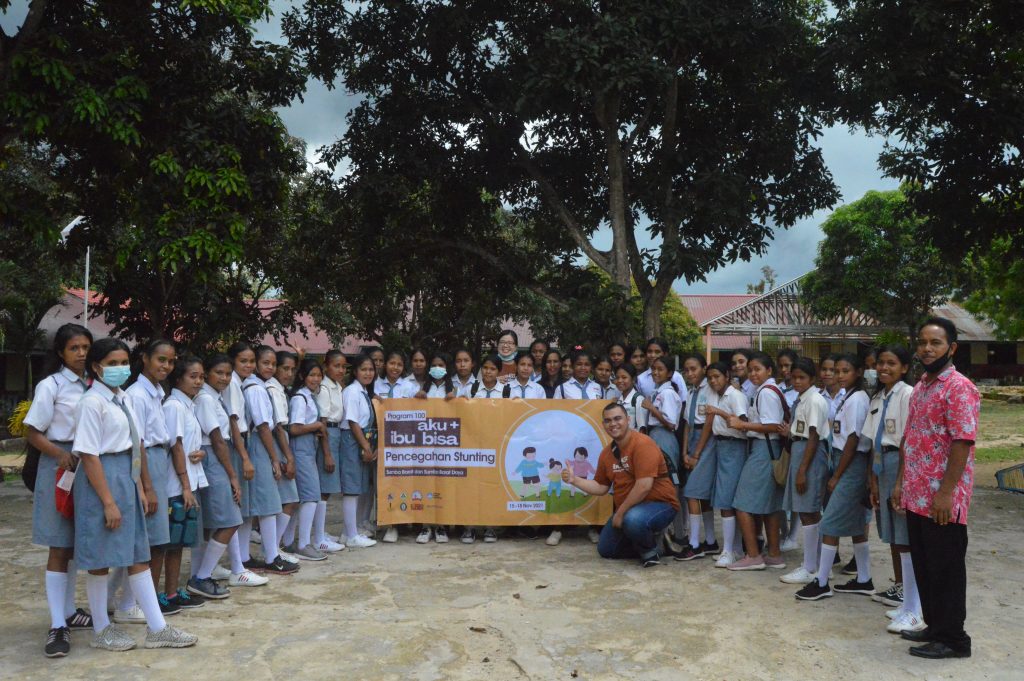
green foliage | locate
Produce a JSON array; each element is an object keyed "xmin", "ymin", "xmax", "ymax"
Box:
[
  {"xmin": 961, "ymin": 234, "xmax": 1024, "ymax": 340},
  {"xmin": 874, "ymin": 330, "xmax": 912, "ymax": 349},
  {"xmin": 802, "ymin": 188, "xmax": 955, "ymax": 337},
  {"xmin": 746, "ymin": 266, "xmax": 778, "ymax": 295}
]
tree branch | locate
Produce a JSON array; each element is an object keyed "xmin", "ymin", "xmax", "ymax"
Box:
[{"xmin": 1, "ymin": 0, "xmax": 49, "ymax": 85}]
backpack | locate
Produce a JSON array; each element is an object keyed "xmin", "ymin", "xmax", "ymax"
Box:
[{"xmin": 757, "ymin": 383, "xmax": 792, "ymax": 486}]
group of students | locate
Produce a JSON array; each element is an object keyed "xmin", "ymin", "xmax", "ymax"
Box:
[{"xmin": 24, "ymin": 323, "xmax": 922, "ymax": 659}]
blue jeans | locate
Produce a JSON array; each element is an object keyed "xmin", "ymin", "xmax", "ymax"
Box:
[{"xmin": 597, "ymin": 501, "xmax": 676, "ymax": 562}]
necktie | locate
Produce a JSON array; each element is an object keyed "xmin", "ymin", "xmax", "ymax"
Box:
[
  {"xmin": 388, "ymin": 382, "xmax": 395, "ymax": 399},
  {"xmin": 363, "ymin": 389, "xmax": 377, "ymax": 444},
  {"xmin": 687, "ymin": 389, "xmax": 698, "ymax": 425},
  {"xmin": 520, "ymin": 385, "xmax": 527, "ymax": 398},
  {"xmin": 114, "ymin": 395, "xmax": 142, "ymax": 482},
  {"xmin": 577, "ymin": 381, "xmax": 589, "ymax": 401},
  {"xmin": 872, "ymin": 392, "xmax": 893, "ymax": 475}
]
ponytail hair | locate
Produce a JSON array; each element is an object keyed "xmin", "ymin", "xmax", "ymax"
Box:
[{"xmin": 836, "ymin": 352, "xmax": 865, "ymax": 395}]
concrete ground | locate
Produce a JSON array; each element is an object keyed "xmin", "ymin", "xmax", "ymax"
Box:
[{"xmin": 0, "ymin": 475, "xmax": 1020, "ymax": 681}]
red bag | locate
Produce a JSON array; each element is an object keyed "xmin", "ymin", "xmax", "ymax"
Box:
[{"xmin": 55, "ymin": 469, "xmax": 75, "ymax": 519}]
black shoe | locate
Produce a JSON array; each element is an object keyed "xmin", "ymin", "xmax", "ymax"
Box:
[
  {"xmin": 795, "ymin": 580, "xmax": 833, "ymax": 601},
  {"xmin": 65, "ymin": 607, "xmax": 93, "ymax": 630},
  {"xmin": 44, "ymin": 627, "xmax": 71, "ymax": 658},
  {"xmin": 264, "ymin": 556, "xmax": 299, "ymax": 574},
  {"xmin": 841, "ymin": 556, "xmax": 858, "ymax": 575},
  {"xmin": 673, "ymin": 545, "xmax": 706, "ymax": 562},
  {"xmin": 157, "ymin": 592, "xmax": 182, "ymax": 615},
  {"xmin": 901, "ymin": 627, "xmax": 933, "ymax": 643},
  {"xmin": 700, "ymin": 541, "xmax": 721, "ymax": 556},
  {"xmin": 168, "ymin": 588, "xmax": 206, "ymax": 610},
  {"xmin": 909, "ymin": 642, "xmax": 971, "ymax": 659},
  {"xmin": 834, "ymin": 577, "xmax": 875, "ymax": 595},
  {"xmin": 242, "ymin": 558, "xmax": 266, "ymax": 573},
  {"xmin": 641, "ymin": 556, "xmax": 662, "ymax": 568}
]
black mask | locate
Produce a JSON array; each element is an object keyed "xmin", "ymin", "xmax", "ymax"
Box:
[{"xmin": 920, "ymin": 351, "xmax": 952, "ymax": 375}]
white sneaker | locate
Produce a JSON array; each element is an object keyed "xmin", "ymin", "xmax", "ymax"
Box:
[
  {"xmin": 886, "ymin": 611, "xmax": 926, "ymax": 634},
  {"xmin": 416, "ymin": 528, "xmax": 433, "ymax": 544},
  {"xmin": 434, "ymin": 527, "xmax": 449, "ymax": 543},
  {"xmin": 714, "ymin": 551, "xmax": 738, "ymax": 568},
  {"xmin": 382, "ymin": 527, "xmax": 399, "ymax": 543},
  {"xmin": 779, "ymin": 566, "xmax": 816, "ymax": 584},
  {"xmin": 779, "ymin": 537, "xmax": 800, "ymax": 552},
  {"xmin": 588, "ymin": 528, "xmax": 600, "ymax": 544},
  {"xmin": 112, "ymin": 605, "xmax": 146, "ymax": 624},
  {"xmin": 545, "ymin": 530, "xmax": 562, "ymax": 546},
  {"xmin": 483, "ymin": 528, "xmax": 498, "ymax": 543},
  {"xmin": 210, "ymin": 565, "xmax": 232, "ymax": 581},
  {"xmin": 325, "ymin": 532, "xmax": 340, "ymax": 543},
  {"xmin": 316, "ymin": 539, "xmax": 346, "ymax": 553},
  {"xmin": 885, "ymin": 608, "xmax": 902, "ymax": 620},
  {"xmin": 228, "ymin": 570, "xmax": 268, "ymax": 587},
  {"xmin": 347, "ymin": 534, "xmax": 377, "ymax": 548},
  {"xmin": 461, "ymin": 528, "xmax": 476, "ymax": 544},
  {"xmin": 278, "ymin": 550, "xmax": 300, "ymax": 565},
  {"xmin": 251, "ymin": 529, "xmax": 262, "ymax": 545}
]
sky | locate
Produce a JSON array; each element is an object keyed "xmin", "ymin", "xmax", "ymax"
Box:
[{"xmin": 4, "ymin": 2, "xmax": 900, "ymax": 295}]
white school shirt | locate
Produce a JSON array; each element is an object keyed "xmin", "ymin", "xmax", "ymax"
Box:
[
  {"xmin": 316, "ymin": 376, "xmax": 345, "ymax": 423},
  {"xmin": 195, "ymin": 384, "xmax": 230, "ymax": 446},
  {"xmin": 741, "ymin": 379, "xmax": 756, "ymax": 401},
  {"xmin": 708, "ymin": 385, "xmax": 748, "ymax": 439},
  {"xmin": 649, "ymin": 382, "xmax": 683, "ymax": 429},
  {"xmin": 861, "ymin": 381, "xmax": 912, "ymax": 450},
  {"xmin": 375, "ymin": 376, "xmax": 417, "ymax": 399},
  {"xmin": 685, "ymin": 379, "xmax": 710, "ymax": 427},
  {"xmin": 557, "ymin": 378, "xmax": 603, "ymax": 400},
  {"xmin": 618, "ymin": 389, "xmax": 648, "ymax": 430},
  {"xmin": 790, "ymin": 388, "xmax": 829, "ymax": 439},
  {"xmin": 289, "ymin": 387, "xmax": 320, "ymax": 426},
  {"xmin": 474, "ymin": 382, "xmax": 505, "ymax": 399},
  {"xmin": 242, "ymin": 375, "xmax": 274, "ymax": 430},
  {"xmin": 452, "ymin": 374, "xmax": 477, "ymax": 397},
  {"xmin": 594, "ymin": 383, "xmax": 621, "ymax": 400},
  {"xmin": 227, "ymin": 372, "xmax": 249, "ymax": 434},
  {"xmin": 506, "ymin": 380, "xmax": 546, "ymax": 400},
  {"xmin": 748, "ymin": 378, "xmax": 785, "ymax": 441},
  {"xmin": 833, "ymin": 389, "xmax": 870, "ymax": 452},
  {"xmin": 425, "ymin": 381, "xmax": 450, "ymax": 398},
  {"xmin": 819, "ymin": 387, "xmax": 847, "ymax": 422},
  {"xmin": 125, "ymin": 374, "xmax": 169, "ymax": 447},
  {"xmin": 266, "ymin": 377, "xmax": 290, "ymax": 427},
  {"xmin": 73, "ymin": 381, "xmax": 142, "ymax": 456},
  {"xmin": 636, "ymin": 368, "xmax": 687, "ymax": 398},
  {"xmin": 777, "ymin": 381, "xmax": 800, "ymax": 409},
  {"xmin": 163, "ymin": 388, "xmax": 208, "ymax": 494},
  {"xmin": 530, "ymin": 370, "xmax": 542, "ymax": 383},
  {"xmin": 23, "ymin": 367, "xmax": 87, "ymax": 442},
  {"xmin": 341, "ymin": 382, "xmax": 374, "ymax": 430}
]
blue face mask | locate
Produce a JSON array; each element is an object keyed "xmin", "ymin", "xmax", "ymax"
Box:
[
  {"xmin": 102, "ymin": 365, "xmax": 131, "ymax": 388},
  {"xmin": 429, "ymin": 367, "xmax": 447, "ymax": 380}
]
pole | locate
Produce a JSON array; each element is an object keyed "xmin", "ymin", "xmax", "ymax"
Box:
[
  {"xmin": 704, "ymin": 325, "xmax": 712, "ymax": 364},
  {"xmin": 758, "ymin": 325, "xmax": 763, "ymax": 351},
  {"xmin": 83, "ymin": 246, "xmax": 90, "ymax": 330}
]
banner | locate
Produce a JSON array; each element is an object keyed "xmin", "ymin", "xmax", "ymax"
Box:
[{"xmin": 376, "ymin": 398, "xmax": 614, "ymax": 526}]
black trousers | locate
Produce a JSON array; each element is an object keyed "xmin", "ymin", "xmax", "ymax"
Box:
[{"xmin": 906, "ymin": 510, "xmax": 971, "ymax": 650}]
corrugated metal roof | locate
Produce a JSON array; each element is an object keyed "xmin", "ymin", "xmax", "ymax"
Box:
[
  {"xmin": 931, "ymin": 301, "xmax": 1000, "ymax": 342},
  {"xmin": 679, "ymin": 294, "xmax": 757, "ymax": 326}
]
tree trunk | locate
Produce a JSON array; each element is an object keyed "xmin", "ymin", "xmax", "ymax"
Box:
[{"xmin": 641, "ymin": 279, "xmax": 673, "ymax": 338}]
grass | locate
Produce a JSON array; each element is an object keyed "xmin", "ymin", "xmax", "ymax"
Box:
[{"xmin": 977, "ymin": 400, "xmax": 1024, "ymax": 462}]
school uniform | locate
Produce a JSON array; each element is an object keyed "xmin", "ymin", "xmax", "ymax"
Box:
[
  {"xmin": 71, "ymin": 381, "xmax": 150, "ymax": 570},
  {"xmin": 195, "ymin": 384, "xmax": 242, "ymax": 529},
  {"xmin": 682, "ymin": 380, "xmax": 718, "ymax": 502},
  {"xmin": 864, "ymin": 382, "xmax": 912, "ymax": 545},
  {"xmin": 819, "ymin": 390, "xmax": 871, "ymax": 537},
  {"xmin": 782, "ymin": 388, "xmax": 831, "ymax": 513},
  {"xmin": 708, "ymin": 385, "xmax": 748, "ymax": 511},
  {"xmin": 777, "ymin": 381, "xmax": 800, "ymax": 410},
  {"xmin": 618, "ymin": 388, "xmax": 649, "ymax": 431},
  {"xmin": 819, "ymin": 387, "xmax": 847, "ymax": 422},
  {"xmin": 733, "ymin": 379, "xmax": 785, "ymax": 515},
  {"xmin": 340, "ymin": 382, "xmax": 377, "ymax": 495},
  {"xmin": 424, "ymin": 381, "xmax": 451, "ymax": 398},
  {"xmin": 267, "ymin": 377, "xmax": 299, "ymax": 505},
  {"xmin": 452, "ymin": 375, "xmax": 478, "ymax": 398},
  {"xmin": 556, "ymin": 378, "xmax": 603, "ymax": 400},
  {"xmin": 241, "ymin": 375, "xmax": 283, "ymax": 518},
  {"xmin": 375, "ymin": 376, "xmax": 417, "ymax": 399},
  {"xmin": 288, "ymin": 388, "xmax": 323, "ymax": 503},
  {"xmin": 473, "ymin": 382, "xmax": 505, "ymax": 399},
  {"xmin": 315, "ymin": 376, "xmax": 345, "ymax": 495},
  {"xmin": 24, "ymin": 367, "xmax": 86, "ymax": 548},
  {"xmin": 741, "ymin": 379, "xmax": 756, "ymax": 402},
  {"xmin": 227, "ymin": 372, "xmax": 249, "ymax": 436},
  {"xmin": 504, "ymin": 380, "xmax": 546, "ymax": 400},
  {"xmin": 163, "ymin": 389, "xmax": 208, "ymax": 547},
  {"xmin": 636, "ymin": 368, "xmax": 687, "ymax": 399},
  {"xmin": 646, "ymin": 382, "xmax": 683, "ymax": 470},
  {"xmin": 126, "ymin": 375, "xmax": 171, "ymax": 546}
]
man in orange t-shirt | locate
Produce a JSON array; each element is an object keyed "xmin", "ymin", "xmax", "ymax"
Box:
[{"xmin": 562, "ymin": 402, "xmax": 680, "ymax": 566}]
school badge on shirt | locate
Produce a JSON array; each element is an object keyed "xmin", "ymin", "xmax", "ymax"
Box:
[
  {"xmin": 885, "ymin": 418, "xmax": 896, "ymax": 434},
  {"xmin": 796, "ymin": 420, "xmax": 806, "ymax": 435}
]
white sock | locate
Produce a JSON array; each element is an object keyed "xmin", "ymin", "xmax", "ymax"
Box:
[
  {"xmin": 817, "ymin": 544, "xmax": 837, "ymax": 587},
  {"xmin": 228, "ymin": 533, "xmax": 245, "ymax": 574},
  {"xmin": 688, "ymin": 514, "xmax": 702, "ymax": 549},
  {"xmin": 722, "ymin": 516, "xmax": 737, "ymax": 555},
  {"xmin": 343, "ymin": 495, "xmax": 359, "ymax": 539},
  {"xmin": 900, "ymin": 552, "xmax": 921, "ymax": 616},
  {"xmin": 787, "ymin": 513, "xmax": 802, "ymax": 542},
  {"xmin": 64, "ymin": 560, "xmax": 78, "ymax": 618},
  {"xmin": 197, "ymin": 539, "xmax": 228, "ymax": 580},
  {"xmin": 259, "ymin": 516, "xmax": 279, "ymax": 564},
  {"xmin": 45, "ymin": 570, "xmax": 69, "ymax": 629},
  {"xmin": 314, "ymin": 500, "xmax": 327, "ymax": 543},
  {"xmin": 702, "ymin": 511, "xmax": 716, "ymax": 544},
  {"xmin": 236, "ymin": 521, "xmax": 252, "ymax": 562},
  {"xmin": 802, "ymin": 523, "xmax": 820, "ymax": 573},
  {"xmin": 854, "ymin": 541, "xmax": 871, "ymax": 582},
  {"xmin": 85, "ymin": 574, "xmax": 110, "ymax": 633},
  {"xmin": 284, "ymin": 512, "xmax": 298, "ymax": 546},
  {"xmin": 298, "ymin": 501, "xmax": 317, "ymax": 548},
  {"xmin": 276, "ymin": 512, "xmax": 291, "ymax": 547},
  {"xmin": 128, "ymin": 570, "xmax": 166, "ymax": 632},
  {"xmin": 190, "ymin": 541, "xmax": 205, "ymax": 578}
]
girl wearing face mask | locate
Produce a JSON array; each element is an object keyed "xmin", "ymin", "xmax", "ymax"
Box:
[
  {"xmin": 73, "ymin": 338, "xmax": 198, "ymax": 652},
  {"xmin": 417, "ymin": 353, "xmax": 455, "ymax": 399}
]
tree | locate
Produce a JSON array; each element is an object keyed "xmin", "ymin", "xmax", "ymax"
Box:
[
  {"xmin": 959, "ymin": 234, "xmax": 1024, "ymax": 340},
  {"xmin": 829, "ymin": 1, "xmax": 1024, "ymax": 259},
  {"xmin": 746, "ymin": 266, "xmax": 778, "ymax": 295},
  {"xmin": 284, "ymin": 0, "xmax": 839, "ymax": 336},
  {"xmin": 802, "ymin": 189, "xmax": 955, "ymax": 339}
]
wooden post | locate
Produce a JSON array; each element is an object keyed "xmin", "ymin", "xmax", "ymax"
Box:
[{"xmin": 705, "ymin": 325, "xmax": 712, "ymax": 364}]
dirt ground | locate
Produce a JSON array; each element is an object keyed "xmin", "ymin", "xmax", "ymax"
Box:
[{"xmin": 0, "ymin": 476, "xmax": 1020, "ymax": 681}]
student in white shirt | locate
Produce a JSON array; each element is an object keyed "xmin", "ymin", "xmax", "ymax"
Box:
[
  {"xmin": 614, "ymin": 363, "xmax": 648, "ymax": 430},
  {"xmin": 339, "ymin": 355, "xmax": 380, "ymax": 549},
  {"xmin": 225, "ymin": 342, "xmax": 256, "ymax": 561},
  {"xmin": 289, "ymin": 358, "xmax": 332, "ymax": 561},
  {"xmin": 72, "ymin": 338, "xmax": 197, "ymax": 652},
  {"xmin": 23, "ymin": 323, "xmax": 94, "ymax": 656},
  {"xmin": 406, "ymin": 348, "xmax": 430, "ymax": 394},
  {"xmin": 592, "ymin": 356, "xmax": 621, "ymax": 401},
  {"xmin": 556, "ymin": 350, "xmax": 603, "ymax": 399},
  {"xmin": 375, "ymin": 350, "xmax": 417, "ymax": 399},
  {"xmin": 369, "ymin": 347, "xmax": 385, "ymax": 381},
  {"xmin": 636, "ymin": 338, "xmax": 687, "ymax": 397},
  {"xmin": 677, "ymin": 354, "xmax": 719, "ymax": 561},
  {"xmin": 818, "ymin": 354, "xmax": 846, "ymax": 421},
  {"xmin": 473, "ymin": 355, "xmax": 505, "ymax": 398},
  {"xmin": 451, "ymin": 348, "xmax": 478, "ymax": 397},
  {"xmin": 775, "ymin": 349, "xmax": 802, "ymax": 551},
  {"xmin": 730, "ymin": 349, "xmax": 756, "ymax": 401},
  {"xmin": 268, "ymin": 351, "xmax": 302, "ymax": 557},
  {"xmin": 538, "ymin": 349, "xmax": 565, "ymax": 399},
  {"xmin": 641, "ymin": 356, "xmax": 685, "ymax": 546},
  {"xmin": 504, "ymin": 352, "xmax": 546, "ymax": 400},
  {"xmin": 315, "ymin": 349, "xmax": 347, "ymax": 553},
  {"xmin": 528, "ymin": 340, "xmax": 550, "ymax": 383}
]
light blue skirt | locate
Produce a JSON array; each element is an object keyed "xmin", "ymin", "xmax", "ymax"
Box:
[
  {"xmin": 319, "ymin": 426, "xmax": 343, "ymax": 494},
  {"xmin": 875, "ymin": 450, "xmax": 908, "ymax": 545},
  {"xmin": 733, "ymin": 438, "xmax": 784, "ymax": 515},
  {"xmin": 73, "ymin": 451, "xmax": 150, "ymax": 570},
  {"xmin": 200, "ymin": 444, "xmax": 242, "ymax": 530},
  {"xmin": 648, "ymin": 426, "xmax": 681, "ymax": 474},
  {"xmin": 291, "ymin": 433, "xmax": 322, "ymax": 502},
  {"xmin": 712, "ymin": 437, "xmax": 747, "ymax": 510},
  {"xmin": 683, "ymin": 427, "xmax": 717, "ymax": 501},
  {"xmin": 783, "ymin": 439, "xmax": 829, "ymax": 513},
  {"xmin": 339, "ymin": 429, "xmax": 372, "ymax": 495},
  {"xmin": 245, "ymin": 432, "xmax": 282, "ymax": 518},
  {"xmin": 821, "ymin": 449, "xmax": 870, "ymax": 537},
  {"xmin": 32, "ymin": 442, "xmax": 75, "ymax": 548},
  {"xmin": 144, "ymin": 446, "xmax": 170, "ymax": 546},
  {"xmin": 273, "ymin": 437, "xmax": 299, "ymax": 504},
  {"xmin": 228, "ymin": 442, "xmax": 251, "ymax": 521}
]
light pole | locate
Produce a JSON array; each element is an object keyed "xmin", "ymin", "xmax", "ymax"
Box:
[{"xmin": 59, "ymin": 216, "xmax": 89, "ymax": 330}]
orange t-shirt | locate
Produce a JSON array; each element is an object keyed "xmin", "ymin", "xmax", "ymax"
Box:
[{"xmin": 594, "ymin": 432, "xmax": 680, "ymax": 511}]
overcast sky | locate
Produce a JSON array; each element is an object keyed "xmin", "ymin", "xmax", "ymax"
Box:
[{"xmin": 5, "ymin": 2, "xmax": 900, "ymax": 294}]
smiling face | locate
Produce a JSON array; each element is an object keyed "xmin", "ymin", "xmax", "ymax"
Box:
[
  {"xmin": 835, "ymin": 359, "xmax": 860, "ymax": 390},
  {"xmin": 572, "ymin": 355, "xmax": 592, "ymax": 382},
  {"xmin": 876, "ymin": 350, "xmax": 908, "ymax": 388},
  {"xmin": 355, "ymin": 359, "xmax": 376, "ymax": 387},
  {"xmin": 207, "ymin": 361, "xmax": 232, "ymax": 392},
  {"xmin": 385, "ymin": 356, "xmax": 405, "ymax": 382},
  {"xmin": 497, "ymin": 334, "xmax": 517, "ymax": 357},
  {"xmin": 276, "ymin": 356, "xmax": 296, "ymax": 386},
  {"xmin": 594, "ymin": 360, "xmax": 612, "ymax": 386},
  {"xmin": 256, "ymin": 350, "xmax": 276, "ymax": 381},
  {"xmin": 59, "ymin": 334, "xmax": 91, "ymax": 376},
  {"xmin": 177, "ymin": 361, "xmax": 204, "ymax": 398},
  {"xmin": 144, "ymin": 342, "xmax": 176, "ymax": 383},
  {"xmin": 561, "ymin": 358, "xmax": 572, "ymax": 379},
  {"xmin": 544, "ymin": 352, "xmax": 562, "ymax": 379},
  {"xmin": 614, "ymin": 367, "xmax": 634, "ymax": 395},
  {"xmin": 747, "ymin": 359, "xmax": 770, "ymax": 387},
  {"xmin": 682, "ymin": 357, "xmax": 704, "ymax": 387},
  {"xmin": 645, "ymin": 343, "xmax": 665, "ymax": 365},
  {"xmin": 731, "ymin": 353, "xmax": 748, "ymax": 380},
  {"xmin": 602, "ymin": 405, "xmax": 630, "ymax": 440},
  {"xmin": 305, "ymin": 365, "xmax": 324, "ymax": 392},
  {"xmin": 651, "ymin": 359, "xmax": 670, "ymax": 385},
  {"xmin": 234, "ymin": 349, "xmax": 256, "ymax": 379},
  {"xmin": 326, "ymin": 355, "xmax": 347, "ymax": 383}
]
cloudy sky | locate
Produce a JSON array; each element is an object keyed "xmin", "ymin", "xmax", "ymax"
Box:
[{"xmin": 5, "ymin": 2, "xmax": 900, "ymax": 294}]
